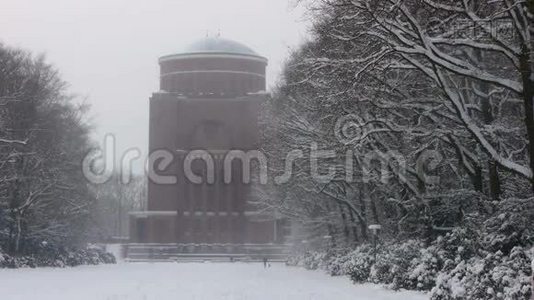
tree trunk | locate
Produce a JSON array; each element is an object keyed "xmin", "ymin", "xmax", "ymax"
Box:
[
  {"xmin": 327, "ymin": 224, "xmax": 337, "ymax": 249},
  {"xmin": 348, "ymin": 209, "xmax": 360, "ymax": 244},
  {"xmin": 477, "ymin": 47, "xmax": 502, "ymax": 201},
  {"xmin": 488, "ymin": 161, "xmax": 501, "ymax": 201},
  {"xmin": 14, "ymin": 214, "xmax": 22, "ymax": 253},
  {"xmin": 358, "ymin": 185, "xmax": 369, "ymax": 241},
  {"xmin": 520, "ymin": 47, "xmax": 534, "ymax": 192},
  {"xmin": 339, "ymin": 205, "xmax": 351, "ymax": 244}
]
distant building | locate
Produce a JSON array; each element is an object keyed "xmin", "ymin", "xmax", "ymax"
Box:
[{"xmin": 129, "ymin": 37, "xmax": 286, "ymax": 246}]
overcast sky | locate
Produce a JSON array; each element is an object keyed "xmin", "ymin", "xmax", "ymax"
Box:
[{"xmin": 1, "ymin": 0, "xmax": 309, "ymax": 170}]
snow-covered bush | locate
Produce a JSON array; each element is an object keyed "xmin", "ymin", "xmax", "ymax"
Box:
[
  {"xmin": 0, "ymin": 244, "xmax": 116, "ymax": 269},
  {"xmin": 302, "ymin": 251, "xmax": 328, "ymax": 270},
  {"xmin": 368, "ymin": 251, "xmax": 391, "ymax": 284},
  {"xmin": 482, "ymin": 198, "xmax": 534, "ymax": 255},
  {"xmin": 430, "ymin": 247, "xmax": 532, "ymax": 300},
  {"xmin": 0, "ymin": 248, "xmax": 5, "ymax": 265},
  {"xmin": 344, "ymin": 244, "xmax": 375, "ymax": 283},
  {"xmin": 400, "ymin": 229, "xmax": 478, "ymax": 292},
  {"xmin": 286, "ymin": 228, "xmax": 533, "ymax": 298},
  {"xmin": 285, "ymin": 251, "xmax": 328, "ymax": 270},
  {"xmin": 63, "ymin": 246, "xmax": 116, "ymax": 267},
  {"xmin": 285, "ymin": 253, "xmax": 302, "ymax": 267},
  {"xmin": 406, "ymin": 245, "xmax": 441, "ymax": 291},
  {"xmin": 432, "ymin": 228, "xmax": 479, "ymax": 264},
  {"xmin": 324, "ymin": 249, "xmax": 352, "ymax": 276},
  {"xmin": 385, "ymin": 240, "xmax": 425, "ymax": 290}
]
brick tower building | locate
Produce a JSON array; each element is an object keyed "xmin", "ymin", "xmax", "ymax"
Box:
[{"xmin": 129, "ymin": 38, "xmax": 286, "ymax": 251}]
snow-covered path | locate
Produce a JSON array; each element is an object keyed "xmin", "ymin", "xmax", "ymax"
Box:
[{"xmin": 0, "ymin": 263, "xmax": 427, "ymax": 300}]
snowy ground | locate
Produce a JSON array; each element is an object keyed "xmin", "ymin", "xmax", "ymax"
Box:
[{"xmin": 0, "ymin": 262, "xmax": 427, "ymax": 300}]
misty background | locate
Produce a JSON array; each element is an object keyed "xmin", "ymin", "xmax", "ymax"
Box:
[{"xmin": 0, "ymin": 0, "xmax": 308, "ymax": 170}]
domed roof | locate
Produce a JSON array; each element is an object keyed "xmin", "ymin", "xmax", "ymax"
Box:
[{"xmin": 180, "ymin": 37, "xmax": 260, "ymax": 57}]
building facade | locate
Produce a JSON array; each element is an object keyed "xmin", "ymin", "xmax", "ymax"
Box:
[{"xmin": 129, "ymin": 38, "xmax": 285, "ymax": 246}]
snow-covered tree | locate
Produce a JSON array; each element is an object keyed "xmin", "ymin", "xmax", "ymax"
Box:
[
  {"xmin": 262, "ymin": 0, "xmax": 534, "ymax": 249},
  {"xmin": 0, "ymin": 44, "xmax": 94, "ymax": 254}
]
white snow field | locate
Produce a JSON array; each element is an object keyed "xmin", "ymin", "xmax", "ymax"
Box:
[{"xmin": 0, "ymin": 263, "xmax": 427, "ymax": 300}]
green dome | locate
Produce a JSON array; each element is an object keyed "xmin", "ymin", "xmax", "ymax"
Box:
[{"xmin": 181, "ymin": 37, "xmax": 260, "ymax": 57}]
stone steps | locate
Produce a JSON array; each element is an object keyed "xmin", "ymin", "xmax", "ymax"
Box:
[{"xmin": 123, "ymin": 243, "xmax": 289, "ymax": 262}]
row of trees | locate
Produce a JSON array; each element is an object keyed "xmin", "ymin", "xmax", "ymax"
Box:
[
  {"xmin": 90, "ymin": 175, "xmax": 146, "ymax": 241},
  {"xmin": 0, "ymin": 44, "xmax": 97, "ymax": 255},
  {"xmin": 260, "ymin": 0, "xmax": 534, "ymax": 251}
]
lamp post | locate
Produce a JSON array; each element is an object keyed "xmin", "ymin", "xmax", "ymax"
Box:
[{"xmin": 368, "ymin": 224, "xmax": 381, "ymax": 263}]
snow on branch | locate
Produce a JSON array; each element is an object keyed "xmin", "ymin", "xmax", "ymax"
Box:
[{"xmin": 0, "ymin": 138, "xmax": 28, "ymax": 145}]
